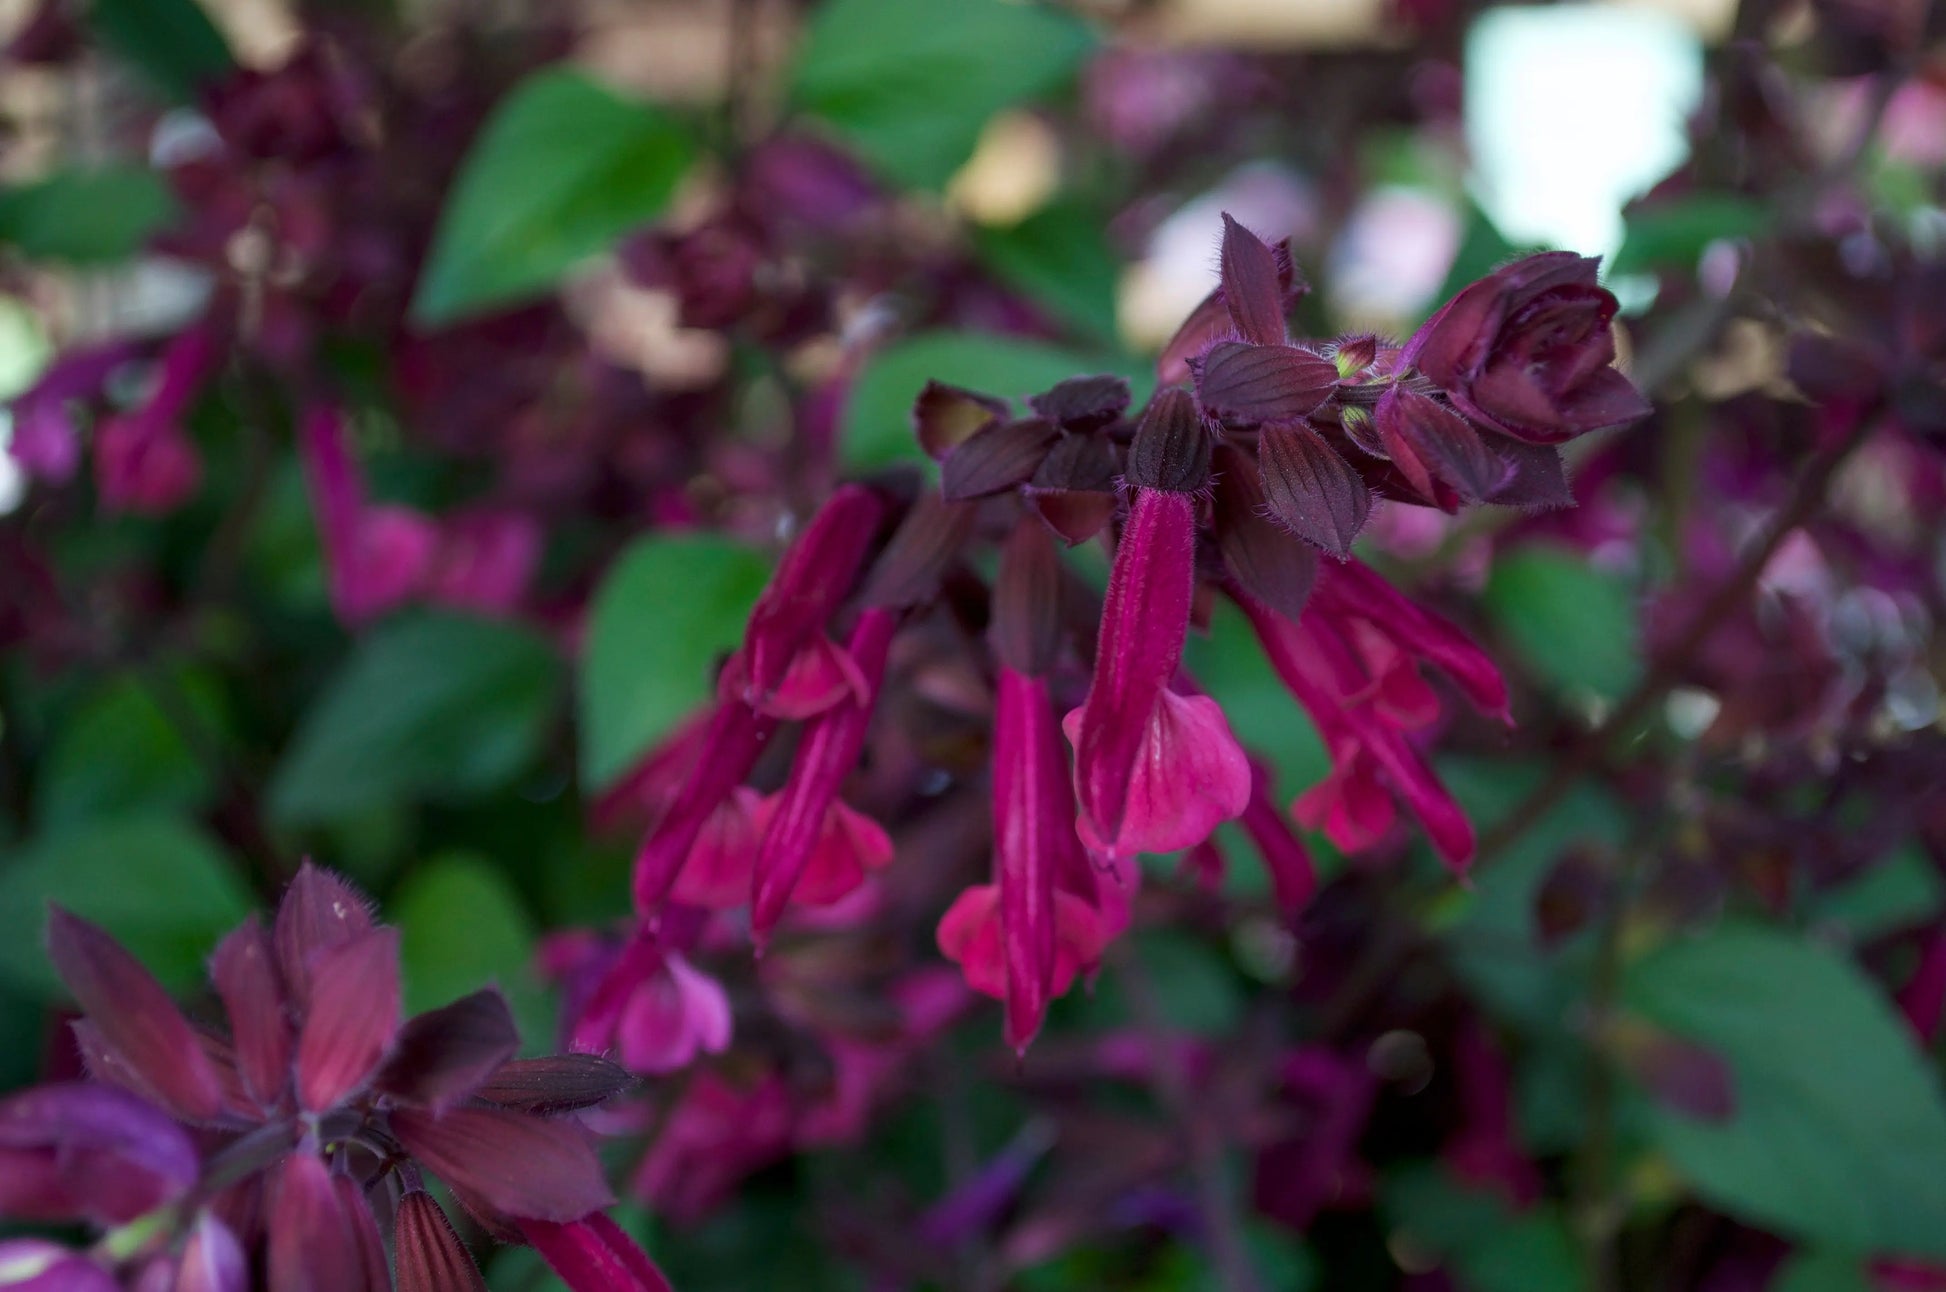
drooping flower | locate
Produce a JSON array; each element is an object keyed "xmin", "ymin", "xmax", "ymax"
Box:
[
  {"xmin": 1064, "ymin": 390, "xmax": 1250, "ymax": 860},
  {"xmin": 89, "ymin": 328, "xmax": 215, "ymax": 517},
  {"xmin": 938, "ymin": 522, "xmax": 1107, "ymax": 1050},
  {"xmin": 749, "ymin": 606, "xmax": 900, "ymax": 945},
  {"xmin": 2, "ymin": 864, "xmax": 659, "ymax": 1292},
  {"xmin": 299, "ymin": 402, "xmax": 439, "ymax": 627},
  {"xmin": 544, "ymin": 925, "xmax": 734, "ymax": 1075},
  {"xmin": 1233, "ymin": 557, "xmax": 1507, "ymax": 872}
]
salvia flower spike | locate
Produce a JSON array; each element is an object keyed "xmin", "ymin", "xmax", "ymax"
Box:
[{"xmin": 2, "ymin": 863, "xmax": 659, "ymax": 1292}]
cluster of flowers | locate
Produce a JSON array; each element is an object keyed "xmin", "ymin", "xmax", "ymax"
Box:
[
  {"xmin": 570, "ymin": 216, "xmax": 1648, "ymax": 1063},
  {"xmin": 0, "ymin": 865, "xmax": 668, "ymax": 1292}
]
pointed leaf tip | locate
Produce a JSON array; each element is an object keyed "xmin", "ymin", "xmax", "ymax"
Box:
[
  {"xmin": 1219, "ymin": 213, "xmax": 1287, "ymax": 347},
  {"xmin": 44, "ymin": 907, "xmax": 226, "ymax": 1122}
]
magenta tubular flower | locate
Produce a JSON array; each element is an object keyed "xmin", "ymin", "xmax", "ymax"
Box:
[
  {"xmin": 1403, "ymin": 251, "xmax": 1651, "ymax": 445},
  {"xmin": 748, "ymin": 607, "xmax": 899, "ymax": 945},
  {"xmin": 553, "ymin": 927, "xmax": 733, "ymax": 1075},
  {"xmin": 92, "ymin": 328, "xmax": 215, "ymax": 517},
  {"xmin": 1234, "ymin": 585, "xmax": 1480, "ymax": 871},
  {"xmin": 299, "ymin": 402, "xmax": 437, "ymax": 627},
  {"xmin": 1239, "ymin": 759, "xmax": 1318, "ymax": 918},
  {"xmin": 996, "ymin": 668, "xmax": 1064, "ymax": 1046},
  {"xmin": 632, "ymin": 698, "xmax": 779, "ymax": 915},
  {"xmin": 518, "ymin": 1214, "xmax": 673, "ymax": 1292},
  {"xmin": 1064, "ymin": 481, "xmax": 1249, "ymax": 859},
  {"xmin": 736, "ymin": 484, "xmax": 884, "ymax": 714}
]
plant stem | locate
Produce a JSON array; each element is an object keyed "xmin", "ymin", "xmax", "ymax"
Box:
[{"xmin": 1116, "ymin": 950, "xmax": 1266, "ymax": 1292}]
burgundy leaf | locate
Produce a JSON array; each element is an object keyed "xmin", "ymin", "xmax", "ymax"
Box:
[
  {"xmin": 1212, "ymin": 444, "xmax": 1318, "ymax": 623},
  {"xmin": 396, "ymin": 1191, "xmax": 488, "ymax": 1292},
  {"xmin": 859, "ymin": 491, "xmax": 975, "ymax": 608},
  {"xmin": 1027, "ymin": 489, "xmax": 1118, "ymax": 547},
  {"xmin": 295, "ymin": 928, "xmax": 400, "ymax": 1112},
  {"xmin": 913, "ymin": 381, "xmax": 1007, "ymax": 460},
  {"xmin": 1193, "ymin": 341, "xmax": 1337, "ymax": 426},
  {"xmin": 1157, "ymin": 289, "xmax": 1233, "ymax": 387},
  {"xmin": 940, "ymin": 417, "xmax": 1058, "ymax": 500},
  {"xmin": 1484, "ymin": 437, "xmax": 1575, "ymax": 510},
  {"xmin": 1219, "ymin": 213, "xmax": 1287, "ymax": 347},
  {"xmin": 267, "ymin": 1154, "xmax": 369, "ymax": 1292},
  {"xmin": 1376, "ymin": 385, "xmax": 1509, "ymax": 501},
  {"xmin": 375, "ymin": 989, "xmax": 519, "ymax": 1112},
  {"xmin": 274, "ymin": 863, "xmax": 375, "ymax": 1010},
  {"xmin": 1257, "ymin": 421, "xmax": 1372, "ymax": 558},
  {"xmin": 990, "ymin": 520, "xmax": 1064, "ymax": 676},
  {"xmin": 1028, "ymin": 374, "xmax": 1131, "ymax": 432},
  {"xmin": 391, "ymin": 1106, "xmax": 614, "ymax": 1222},
  {"xmin": 336, "ymin": 1174, "xmax": 390, "ymax": 1292},
  {"xmin": 1125, "ymin": 387, "xmax": 1211, "ymax": 493},
  {"xmin": 45, "ymin": 909, "xmax": 225, "ymax": 1122},
  {"xmin": 209, "ymin": 916, "xmax": 292, "ymax": 1111},
  {"xmin": 0, "ymin": 1083, "xmax": 199, "ymax": 1226},
  {"xmin": 472, "ymin": 1055, "xmax": 637, "ymax": 1115}
]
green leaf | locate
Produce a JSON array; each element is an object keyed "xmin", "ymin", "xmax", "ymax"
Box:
[
  {"xmin": 1483, "ymin": 545, "xmax": 1641, "ymax": 705},
  {"xmin": 1610, "ymin": 195, "xmax": 1770, "ymax": 277},
  {"xmin": 579, "ymin": 534, "xmax": 772, "ymax": 789},
  {"xmin": 790, "ymin": 0, "xmax": 1095, "ymax": 190},
  {"xmin": 1455, "ymin": 1210, "xmax": 1587, "ymax": 1292},
  {"xmin": 1057, "ymin": 930, "xmax": 1245, "ymax": 1037},
  {"xmin": 1810, "ymin": 845, "xmax": 1944, "ymax": 943},
  {"xmin": 413, "ymin": 69, "xmax": 694, "ymax": 325},
  {"xmin": 269, "ymin": 613, "xmax": 562, "ymax": 825},
  {"xmin": 1433, "ymin": 758, "xmax": 1627, "ymax": 1027},
  {"xmin": 87, "ymin": 0, "xmax": 232, "ymax": 101},
  {"xmin": 974, "ymin": 198, "xmax": 1121, "ymax": 342},
  {"xmin": 843, "ymin": 331, "xmax": 1149, "ymax": 469},
  {"xmin": 0, "ymin": 166, "xmax": 179, "ymax": 263},
  {"xmin": 1622, "ymin": 923, "xmax": 1946, "ymax": 1260},
  {"xmin": 37, "ymin": 668, "xmax": 223, "ymax": 828},
  {"xmin": 392, "ymin": 852, "xmax": 551, "ymax": 1051},
  {"xmin": 1771, "ymin": 1252, "xmax": 1875, "ymax": 1292},
  {"xmin": 0, "ymin": 816, "xmax": 252, "ymax": 997}
]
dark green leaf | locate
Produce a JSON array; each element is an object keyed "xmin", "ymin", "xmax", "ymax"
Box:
[
  {"xmin": 1610, "ymin": 195, "xmax": 1770, "ymax": 277},
  {"xmin": 579, "ymin": 534, "xmax": 772, "ymax": 789},
  {"xmin": 1810, "ymin": 845, "xmax": 1944, "ymax": 943},
  {"xmin": 790, "ymin": 0, "xmax": 1095, "ymax": 190},
  {"xmin": 269, "ymin": 613, "xmax": 562, "ymax": 824},
  {"xmin": 0, "ymin": 166, "xmax": 178, "ymax": 263},
  {"xmin": 1483, "ymin": 545, "xmax": 1641, "ymax": 705},
  {"xmin": 1622, "ymin": 923, "xmax": 1946, "ymax": 1259},
  {"xmin": 0, "ymin": 815, "xmax": 252, "ymax": 997},
  {"xmin": 1455, "ymin": 1210, "xmax": 1587, "ymax": 1292},
  {"xmin": 87, "ymin": 0, "xmax": 232, "ymax": 101},
  {"xmin": 974, "ymin": 198, "xmax": 1121, "ymax": 342},
  {"xmin": 844, "ymin": 331, "xmax": 1149, "ymax": 469},
  {"xmin": 413, "ymin": 69, "xmax": 694, "ymax": 325},
  {"xmin": 37, "ymin": 668, "xmax": 223, "ymax": 828},
  {"xmin": 392, "ymin": 852, "xmax": 551, "ymax": 1051},
  {"xmin": 1771, "ymin": 1252, "xmax": 1875, "ymax": 1292}
]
